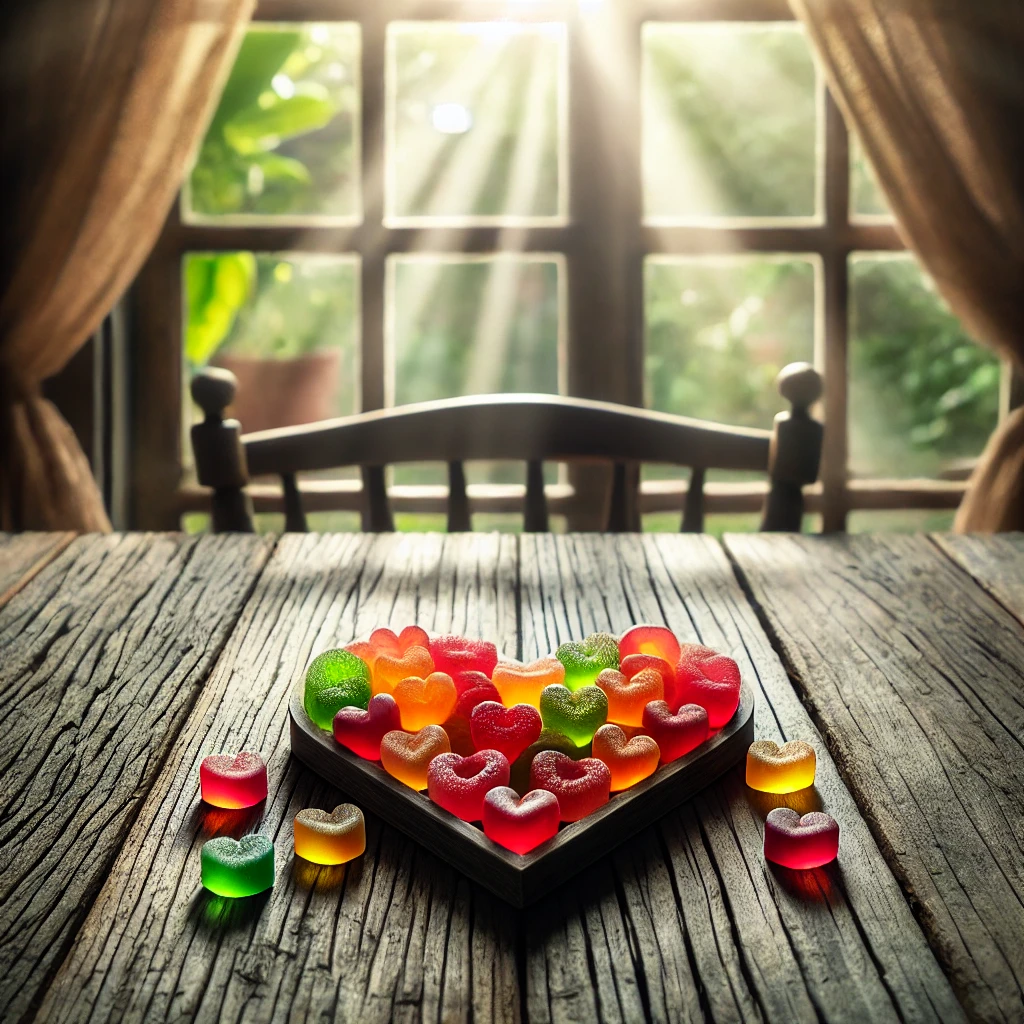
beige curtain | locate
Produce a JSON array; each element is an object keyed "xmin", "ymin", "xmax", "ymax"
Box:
[
  {"xmin": 0, "ymin": 0, "xmax": 254, "ymax": 532},
  {"xmin": 790, "ymin": 0, "xmax": 1024, "ymax": 531}
]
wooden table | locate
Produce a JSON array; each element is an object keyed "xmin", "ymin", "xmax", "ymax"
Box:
[{"xmin": 2, "ymin": 531, "xmax": 1023, "ymax": 1024}]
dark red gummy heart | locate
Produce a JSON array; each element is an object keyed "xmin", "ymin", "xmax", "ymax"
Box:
[
  {"xmin": 641, "ymin": 700, "xmax": 709, "ymax": 762},
  {"xmin": 452, "ymin": 669, "xmax": 493, "ymax": 697},
  {"xmin": 675, "ymin": 644, "xmax": 741, "ymax": 727},
  {"xmin": 470, "ymin": 701, "xmax": 542, "ymax": 763},
  {"xmin": 429, "ymin": 634, "xmax": 498, "ymax": 680},
  {"xmin": 529, "ymin": 750, "xmax": 611, "ymax": 822},
  {"xmin": 455, "ymin": 681, "xmax": 502, "ymax": 720},
  {"xmin": 427, "ymin": 749, "xmax": 510, "ymax": 821},
  {"xmin": 334, "ymin": 693, "xmax": 403, "ymax": 760},
  {"xmin": 482, "ymin": 786, "xmax": 560, "ymax": 854}
]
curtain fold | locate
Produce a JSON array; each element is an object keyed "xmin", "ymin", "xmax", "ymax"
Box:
[
  {"xmin": 790, "ymin": 0, "xmax": 1024, "ymax": 531},
  {"xmin": 0, "ymin": 0, "xmax": 254, "ymax": 532}
]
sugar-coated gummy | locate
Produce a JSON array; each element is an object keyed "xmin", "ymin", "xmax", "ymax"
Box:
[
  {"xmin": 333, "ymin": 693, "xmax": 403, "ymax": 760},
  {"xmin": 470, "ymin": 701, "xmax": 542, "ymax": 763},
  {"xmin": 618, "ymin": 625, "xmax": 681, "ymax": 667},
  {"xmin": 591, "ymin": 724, "xmax": 660, "ymax": 791},
  {"xmin": 294, "ymin": 804, "xmax": 366, "ymax": 865},
  {"xmin": 529, "ymin": 750, "xmax": 611, "ymax": 822},
  {"xmin": 595, "ymin": 667, "xmax": 664, "ymax": 727},
  {"xmin": 428, "ymin": 634, "xmax": 498, "ymax": 679},
  {"xmin": 200, "ymin": 751, "xmax": 268, "ymax": 809},
  {"xmin": 393, "ymin": 672, "xmax": 457, "ymax": 731},
  {"xmin": 304, "ymin": 649, "xmax": 372, "ymax": 729},
  {"xmin": 509, "ymin": 729, "xmax": 587, "ymax": 795},
  {"xmin": 427, "ymin": 749, "xmax": 510, "ymax": 821},
  {"xmin": 483, "ymin": 786, "xmax": 560, "ymax": 854},
  {"xmin": 372, "ymin": 645, "xmax": 434, "ymax": 696},
  {"xmin": 201, "ymin": 835, "xmax": 274, "ymax": 897},
  {"xmin": 746, "ymin": 740, "xmax": 816, "ymax": 794},
  {"xmin": 763, "ymin": 808, "xmax": 839, "ymax": 869},
  {"xmin": 539, "ymin": 684, "xmax": 608, "ymax": 747},
  {"xmin": 379, "ymin": 725, "xmax": 450, "ymax": 791},
  {"xmin": 555, "ymin": 632, "xmax": 620, "ymax": 691},
  {"xmin": 641, "ymin": 701, "xmax": 709, "ymax": 762},
  {"xmin": 675, "ymin": 644, "xmax": 741, "ymax": 727},
  {"xmin": 492, "ymin": 657, "xmax": 565, "ymax": 709}
]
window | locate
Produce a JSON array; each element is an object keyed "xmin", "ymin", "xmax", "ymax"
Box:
[{"xmin": 131, "ymin": 0, "xmax": 1003, "ymax": 532}]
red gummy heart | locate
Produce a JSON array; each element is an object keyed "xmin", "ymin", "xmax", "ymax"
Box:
[
  {"xmin": 641, "ymin": 701, "xmax": 709, "ymax": 762},
  {"xmin": 455, "ymin": 681, "xmax": 502, "ymax": 720},
  {"xmin": 427, "ymin": 749, "xmax": 510, "ymax": 821},
  {"xmin": 529, "ymin": 750, "xmax": 611, "ymax": 822},
  {"xmin": 763, "ymin": 807, "xmax": 839, "ymax": 869},
  {"xmin": 675, "ymin": 644, "xmax": 741, "ymax": 727},
  {"xmin": 483, "ymin": 786, "xmax": 560, "ymax": 854},
  {"xmin": 199, "ymin": 751, "xmax": 268, "ymax": 809},
  {"xmin": 429, "ymin": 634, "xmax": 498, "ymax": 680},
  {"xmin": 452, "ymin": 669, "xmax": 493, "ymax": 697},
  {"xmin": 333, "ymin": 693, "xmax": 403, "ymax": 760},
  {"xmin": 470, "ymin": 701, "xmax": 542, "ymax": 764},
  {"xmin": 621, "ymin": 653, "xmax": 678, "ymax": 711},
  {"xmin": 619, "ymin": 624, "xmax": 681, "ymax": 666}
]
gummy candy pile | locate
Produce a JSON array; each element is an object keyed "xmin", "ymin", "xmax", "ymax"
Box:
[{"xmin": 304, "ymin": 624, "xmax": 744, "ymax": 855}]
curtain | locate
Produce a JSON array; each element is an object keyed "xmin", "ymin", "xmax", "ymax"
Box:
[
  {"xmin": 0, "ymin": 0, "xmax": 253, "ymax": 532},
  {"xmin": 790, "ymin": 0, "xmax": 1024, "ymax": 531}
]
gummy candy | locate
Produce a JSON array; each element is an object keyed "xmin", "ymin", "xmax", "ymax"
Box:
[
  {"xmin": 294, "ymin": 804, "xmax": 365, "ymax": 865},
  {"xmin": 451, "ymin": 669, "xmax": 493, "ymax": 697},
  {"xmin": 591, "ymin": 724, "xmax": 660, "ymax": 791},
  {"xmin": 509, "ymin": 729, "xmax": 586, "ymax": 795},
  {"xmin": 333, "ymin": 693, "xmax": 402, "ymax": 760},
  {"xmin": 373, "ymin": 646, "xmax": 434, "ymax": 697},
  {"xmin": 470, "ymin": 701, "xmax": 542, "ymax": 763},
  {"xmin": 675, "ymin": 644, "xmax": 741, "ymax": 727},
  {"xmin": 454, "ymin": 680, "xmax": 502, "ymax": 719},
  {"xmin": 442, "ymin": 714, "xmax": 477, "ymax": 757},
  {"xmin": 483, "ymin": 786, "xmax": 560, "ymax": 854},
  {"xmin": 200, "ymin": 834, "xmax": 274, "ymax": 897},
  {"xmin": 619, "ymin": 625, "xmax": 681, "ymax": 667},
  {"xmin": 539, "ymin": 684, "xmax": 608, "ymax": 747},
  {"xmin": 620, "ymin": 653, "xmax": 678, "ymax": 711},
  {"xmin": 492, "ymin": 656, "xmax": 565, "ymax": 708},
  {"xmin": 595, "ymin": 667, "xmax": 664, "ymax": 727},
  {"xmin": 380, "ymin": 725, "xmax": 450, "ymax": 790},
  {"xmin": 393, "ymin": 671, "xmax": 457, "ymax": 731},
  {"xmin": 746, "ymin": 740, "xmax": 816, "ymax": 794},
  {"xmin": 200, "ymin": 751, "xmax": 268, "ymax": 809},
  {"xmin": 555, "ymin": 632, "xmax": 620, "ymax": 691},
  {"xmin": 370, "ymin": 625, "xmax": 430, "ymax": 656},
  {"xmin": 641, "ymin": 701, "xmax": 709, "ymax": 762},
  {"xmin": 427, "ymin": 749, "xmax": 510, "ymax": 821},
  {"xmin": 429, "ymin": 634, "xmax": 498, "ymax": 680},
  {"xmin": 529, "ymin": 750, "xmax": 611, "ymax": 822},
  {"xmin": 763, "ymin": 808, "xmax": 839, "ymax": 869},
  {"xmin": 304, "ymin": 649, "xmax": 372, "ymax": 729}
]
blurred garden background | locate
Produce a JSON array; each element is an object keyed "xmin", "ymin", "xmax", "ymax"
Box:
[{"xmin": 182, "ymin": 22, "xmax": 999, "ymax": 535}]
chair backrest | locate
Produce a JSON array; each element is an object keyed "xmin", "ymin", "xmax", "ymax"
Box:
[{"xmin": 190, "ymin": 363, "xmax": 823, "ymax": 533}]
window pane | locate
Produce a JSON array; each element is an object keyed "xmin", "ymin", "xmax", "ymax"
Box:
[
  {"xmin": 850, "ymin": 135, "xmax": 890, "ymax": 218},
  {"xmin": 388, "ymin": 255, "xmax": 563, "ymax": 484},
  {"xmin": 186, "ymin": 24, "xmax": 359, "ymax": 221},
  {"xmin": 847, "ymin": 510, "xmax": 955, "ymax": 533},
  {"xmin": 387, "ymin": 22, "xmax": 566, "ymax": 222},
  {"xmin": 643, "ymin": 24, "xmax": 819, "ymax": 222},
  {"xmin": 644, "ymin": 256, "xmax": 817, "ymax": 428},
  {"xmin": 184, "ymin": 253, "xmax": 360, "ymax": 436},
  {"xmin": 849, "ymin": 254, "xmax": 999, "ymax": 478}
]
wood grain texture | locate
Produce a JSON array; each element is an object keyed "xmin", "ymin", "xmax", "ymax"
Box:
[
  {"xmin": 933, "ymin": 532, "xmax": 1024, "ymax": 626},
  {"xmin": 0, "ymin": 531, "xmax": 74, "ymax": 607},
  {"xmin": 726, "ymin": 533, "xmax": 1024, "ymax": 1023},
  {"xmin": 39, "ymin": 533, "xmax": 521, "ymax": 1024},
  {"xmin": 519, "ymin": 534, "xmax": 962, "ymax": 1024},
  {"xmin": 0, "ymin": 532, "xmax": 272, "ymax": 1024}
]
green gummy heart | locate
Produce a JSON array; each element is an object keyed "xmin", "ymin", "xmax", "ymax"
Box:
[
  {"xmin": 510, "ymin": 728, "xmax": 589, "ymax": 794},
  {"xmin": 201, "ymin": 834, "xmax": 275, "ymax": 897},
  {"xmin": 304, "ymin": 649, "xmax": 372, "ymax": 730},
  {"xmin": 556, "ymin": 632, "xmax": 620, "ymax": 691},
  {"xmin": 539, "ymin": 684, "xmax": 608, "ymax": 747}
]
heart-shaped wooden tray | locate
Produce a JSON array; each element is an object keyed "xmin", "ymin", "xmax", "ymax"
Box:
[{"xmin": 289, "ymin": 647, "xmax": 754, "ymax": 907}]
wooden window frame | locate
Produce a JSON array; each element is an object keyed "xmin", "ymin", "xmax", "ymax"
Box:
[{"xmin": 130, "ymin": 0, "xmax": 982, "ymax": 531}]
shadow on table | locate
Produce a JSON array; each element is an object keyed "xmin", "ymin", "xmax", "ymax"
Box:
[
  {"xmin": 291, "ymin": 854, "xmax": 355, "ymax": 893},
  {"xmin": 188, "ymin": 800, "xmax": 268, "ymax": 840},
  {"xmin": 745, "ymin": 785, "xmax": 822, "ymax": 819},
  {"xmin": 189, "ymin": 888, "xmax": 273, "ymax": 934}
]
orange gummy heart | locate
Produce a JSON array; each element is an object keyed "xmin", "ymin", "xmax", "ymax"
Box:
[
  {"xmin": 492, "ymin": 657, "xmax": 565, "ymax": 708},
  {"xmin": 393, "ymin": 671, "xmax": 458, "ymax": 730},
  {"xmin": 380, "ymin": 725, "xmax": 451, "ymax": 791},
  {"xmin": 591, "ymin": 724, "xmax": 660, "ymax": 791},
  {"xmin": 373, "ymin": 645, "xmax": 434, "ymax": 696},
  {"xmin": 595, "ymin": 667, "xmax": 664, "ymax": 727},
  {"xmin": 745, "ymin": 740, "xmax": 816, "ymax": 794},
  {"xmin": 369, "ymin": 625, "xmax": 430, "ymax": 657}
]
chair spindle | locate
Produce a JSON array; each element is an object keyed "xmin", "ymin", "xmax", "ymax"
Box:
[
  {"xmin": 361, "ymin": 465, "xmax": 394, "ymax": 532},
  {"xmin": 682, "ymin": 466, "xmax": 705, "ymax": 533},
  {"xmin": 281, "ymin": 473, "xmax": 308, "ymax": 532},
  {"xmin": 447, "ymin": 461, "xmax": 471, "ymax": 532},
  {"xmin": 524, "ymin": 460, "xmax": 549, "ymax": 532}
]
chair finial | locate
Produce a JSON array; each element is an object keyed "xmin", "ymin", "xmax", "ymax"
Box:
[
  {"xmin": 776, "ymin": 362, "xmax": 822, "ymax": 415},
  {"xmin": 191, "ymin": 368, "xmax": 237, "ymax": 421}
]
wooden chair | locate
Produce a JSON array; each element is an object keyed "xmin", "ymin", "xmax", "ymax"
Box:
[{"xmin": 190, "ymin": 363, "xmax": 823, "ymax": 533}]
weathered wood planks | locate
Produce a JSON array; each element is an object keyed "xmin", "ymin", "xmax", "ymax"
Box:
[
  {"xmin": 933, "ymin": 532, "xmax": 1024, "ymax": 627},
  {"xmin": 726, "ymin": 533, "xmax": 1024, "ymax": 1024},
  {"xmin": 0, "ymin": 532, "xmax": 272, "ymax": 1024},
  {"xmin": 519, "ymin": 535, "xmax": 962, "ymax": 1024},
  {"xmin": 0, "ymin": 531, "xmax": 74, "ymax": 607},
  {"xmin": 39, "ymin": 533, "xmax": 522, "ymax": 1024}
]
